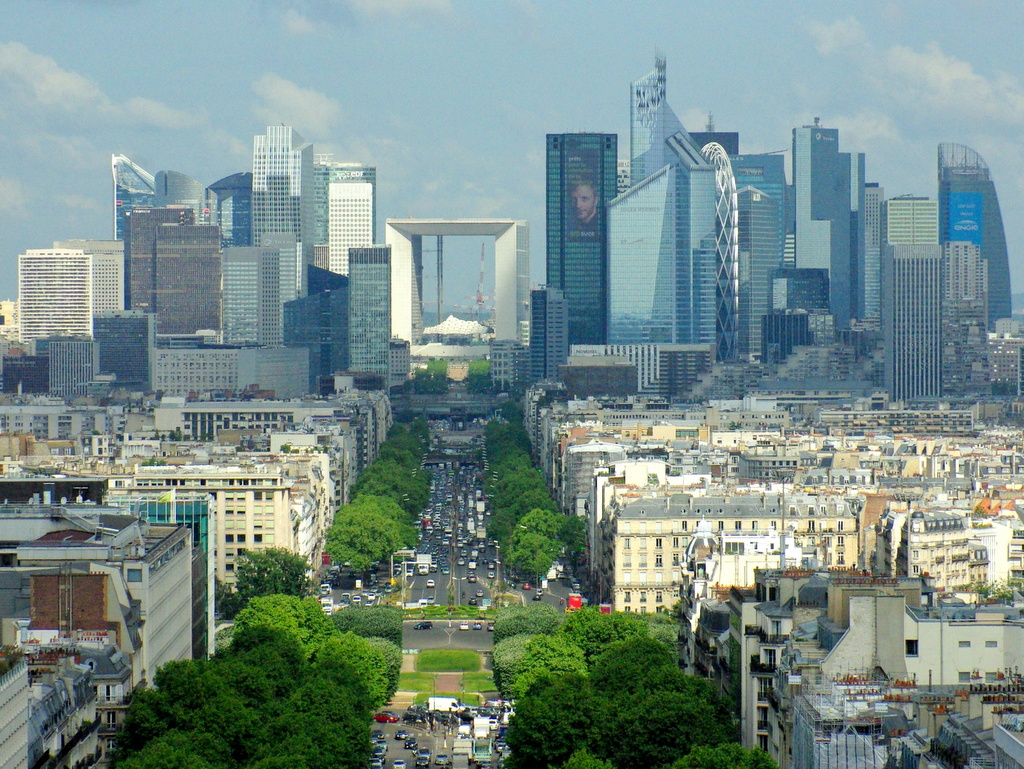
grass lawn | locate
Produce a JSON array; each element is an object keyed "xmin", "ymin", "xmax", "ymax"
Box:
[
  {"xmin": 415, "ymin": 649, "xmax": 481, "ymax": 673},
  {"xmin": 462, "ymin": 672, "xmax": 496, "ymax": 693},
  {"xmin": 398, "ymin": 672, "xmax": 435, "ymax": 691}
]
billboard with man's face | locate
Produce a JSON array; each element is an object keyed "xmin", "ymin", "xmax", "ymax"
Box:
[
  {"xmin": 949, "ymin": 192, "xmax": 983, "ymax": 246},
  {"xmin": 564, "ymin": 138, "xmax": 601, "ymax": 243}
]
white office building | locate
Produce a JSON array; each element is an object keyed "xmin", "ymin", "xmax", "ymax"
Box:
[
  {"xmin": 18, "ymin": 249, "xmax": 93, "ymax": 342},
  {"xmin": 328, "ymin": 181, "xmax": 373, "ymax": 276}
]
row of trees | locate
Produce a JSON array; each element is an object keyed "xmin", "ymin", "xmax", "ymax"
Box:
[
  {"xmin": 484, "ymin": 406, "xmax": 584, "ymax": 580},
  {"xmin": 324, "ymin": 421, "xmax": 430, "ymax": 572},
  {"xmin": 502, "ymin": 625, "xmax": 775, "ymax": 769},
  {"xmin": 114, "ymin": 600, "xmax": 407, "ymax": 769}
]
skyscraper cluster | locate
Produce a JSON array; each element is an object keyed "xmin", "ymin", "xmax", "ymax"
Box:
[
  {"xmin": 540, "ymin": 57, "xmax": 1012, "ymax": 401},
  {"xmin": 10, "ymin": 127, "xmax": 391, "ymax": 398}
]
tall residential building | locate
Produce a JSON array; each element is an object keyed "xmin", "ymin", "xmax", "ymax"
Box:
[
  {"xmin": 221, "ymin": 237, "xmax": 300, "ymax": 346},
  {"xmin": 938, "ymin": 142, "xmax": 1011, "ymax": 326},
  {"xmin": 207, "ymin": 172, "xmax": 253, "ymax": 248},
  {"xmin": 0, "ymin": 300, "xmax": 18, "ymax": 338},
  {"xmin": 882, "ymin": 244, "xmax": 943, "ymax": 401},
  {"xmin": 18, "ymin": 250, "xmax": 93, "ymax": 342},
  {"xmin": 126, "ymin": 208, "xmax": 220, "ymax": 334},
  {"xmin": 54, "ymin": 239, "xmax": 125, "ymax": 313},
  {"xmin": 251, "ymin": 126, "xmax": 314, "ymax": 280},
  {"xmin": 609, "ymin": 58, "xmax": 717, "ymax": 349},
  {"xmin": 48, "ymin": 339, "xmax": 98, "ymax": 398},
  {"xmin": 736, "ymin": 186, "xmax": 781, "ymax": 361},
  {"xmin": 883, "ymin": 195, "xmax": 939, "ymax": 245},
  {"xmin": 348, "ymin": 247, "xmax": 390, "ymax": 378},
  {"xmin": 111, "ymin": 154, "xmax": 155, "ymax": 241},
  {"xmin": 313, "ymin": 157, "xmax": 377, "ymax": 245},
  {"xmin": 93, "ymin": 311, "xmax": 155, "ymax": 391},
  {"xmin": 862, "ymin": 183, "xmax": 884, "ymax": 320},
  {"xmin": 154, "ymin": 170, "xmax": 209, "ymax": 222},
  {"xmin": 529, "ymin": 287, "xmax": 568, "ymax": 383},
  {"xmin": 791, "ymin": 119, "xmax": 865, "ymax": 328},
  {"xmin": 326, "ymin": 181, "xmax": 373, "ymax": 275},
  {"xmin": 546, "ymin": 133, "xmax": 617, "ymax": 346},
  {"xmin": 283, "ymin": 268, "xmax": 349, "ymax": 394}
]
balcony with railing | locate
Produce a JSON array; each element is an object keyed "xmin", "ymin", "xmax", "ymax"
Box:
[{"xmin": 745, "ymin": 625, "xmax": 787, "ymax": 645}]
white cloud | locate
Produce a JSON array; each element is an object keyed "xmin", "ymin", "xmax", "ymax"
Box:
[
  {"xmin": 58, "ymin": 194, "xmax": 103, "ymax": 214},
  {"xmin": 0, "ymin": 41, "xmax": 198, "ymax": 129},
  {"xmin": 809, "ymin": 20, "xmax": 1024, "ymax": 129},
  {"xmin": 252, "ymin": 73, "xmax": 343, "ymax": 137},
  {"xmin": 346, "ymin": 0, "xmax": 452, "ymax": 18},
  {"xmin": 282, "ymin": 8, "xmax": 318, "ymax": 34},
  {"xmin": 830, "ymin": 110, "xmax": 900, "ymax": 147},
  {"xmin": 807, "ymin": 16, "xmax": 867, "ymax": 57},
  {"xmin": 0, "ymin": 175, "xmax": 28, "ymax": 218}
]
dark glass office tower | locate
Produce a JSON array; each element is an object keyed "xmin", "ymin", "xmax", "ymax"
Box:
[
  {"xmin": 737, "ymin": 186, "xmax": 781, "ymax": 360},
  {"xmin": 529, "ymin": 287, "xmax": 568, "ymax": 383},
  {"xmin": 94, "ymin": 310, "xmax": 155, "ymax": 391},
  {"xmin": 938, "ymin": 142, "xmax": 1011, "ymax": 327},
  {"xmin": 348, "ymin": 246, "xmax": 391, "ymax": 378},
  {"xmin": 284, "ymin": 267, "xmax": 349, "ymax": 394},
  {"xmin": 208, "ymin": 172, "xmax": 253, "ymax": 248},
  {"xmin": 546, "ymin": 133, "xmax": 617, "ymax": 346},
  {"xmin": 792, "ymin": 120, "xmax": 865, "ymax": 328}
]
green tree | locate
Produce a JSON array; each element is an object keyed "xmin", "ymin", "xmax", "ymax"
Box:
[
  {"xmin": 316, "ymin": 633, "xmax": 399, "ymax": 709},
  {"xmin": 215, "ymin": 578, "xmax": 246, "ymax": 620},
  {"xmin": 563, "ymin": 749, "xmax": 616, "ymax": 769},
  {"xmin": 558, "ymin": 608, "xmax": 654, "ymax": 664},
  {"xmin": 234, "ymin": 548, "xmax": 312, "ymax": 604},
  {"xmin": 331, "ymin": 605, "xmax": 404, "ymax": 647},
  {"xmin": 491, "ymin": 633, "xmax": 531, "ymax": 698},
  {"xmin": 672, "ymin": 744, "xmax": 778, "ymax": 769},
  {"xmin": 504, "ymin": 674, "xmax": 597, "ymax": 769},
  {"xmin": 507, "ymin": 530, "xmax": 561, "ymax": 582},
  {"xmin": 325, "ymin": 495, "xmax": 417, "ymax": 572},
  {"xmin": 513, "ymin": 634, "xmax": 587, "ymax": 699},
  {"xmin": 232, "ymin": 595, "xmax": 336, "ymax": 659},
  {"xmin": 493, "ymin": 603, "xmax": 565, "ymax": 643}
]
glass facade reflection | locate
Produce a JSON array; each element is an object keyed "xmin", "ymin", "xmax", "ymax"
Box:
[{"xmin": 546, "ymin": 133, "xmax": 617, "ymax": 345}]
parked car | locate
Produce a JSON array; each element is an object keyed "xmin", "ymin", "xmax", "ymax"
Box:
[{"xmin": 374, "ymin": 711, "xmax": 399, "ymax": 723}]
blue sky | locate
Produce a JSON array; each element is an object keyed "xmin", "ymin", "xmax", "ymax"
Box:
[{"xmin": 1, "ymin": 0, "xmax": 1022, "ymax": 306}]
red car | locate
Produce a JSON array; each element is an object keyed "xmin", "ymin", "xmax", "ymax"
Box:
[
  {"xmin": 374, "ymin": 711, "xmax": 399, "ymax": 723},
  {"xmin": 522, "ymin": 583, "xmax": 531, "ymax": 591}
]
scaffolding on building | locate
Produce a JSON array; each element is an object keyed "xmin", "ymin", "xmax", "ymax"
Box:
[{"xmin": 791, "ymin": 673, "xmax": 895, "ymax": 769}]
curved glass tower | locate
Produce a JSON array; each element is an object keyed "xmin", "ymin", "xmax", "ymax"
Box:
[
  {"xmin": 112, "ymin": 154, "xmax": 155, "ymax": 240},
  {"xmin": 701, "ymin": 142, "xmax": 739, "ymax": 362},
  {"xmin": 938, "ymin": 143, "xmax": 1010, "ymax": 326}
]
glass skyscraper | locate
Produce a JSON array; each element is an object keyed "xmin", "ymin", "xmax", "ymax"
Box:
[
  {"xmin": 283, "ymin": 266, "xmax": 349, "ymax": 394},
  {"xmin": 737, "ymin": 186, "xmax": 781, "ymax": 360},
  {"xmin": 348, "ymin": 246, "xmax": 391, "ymax": 378},
  {"xmin": 252, "ymin": 126, "xmax": 314, "ymax": 286},
  {"xmin": 112, "ymin": 154, "xmax": 155, "ymax": 241},
  {"xmin": 154, "ymin": 170, "xmax": 209, "ymax": 222},
  {"xmin": 791, "ymin": 120, "xmax": 865, "ymax": 328},
  {"xmin": 313, "ymin": 157, "xmax": 377, "ymax": 246},
  {"xmin": 546, "ymin": 133, "xmax": 617, "ymax": 346},
  {"xmin": 207, "ymin": 172, "xmax": 253, "ymax": 248},
  {"xmin": 609, "ymin": 59, "xmax": 718, "ymax": 349},
  {"xmin": 938, "ymin": 142, "xmax": 1010, "ymax": 327}
]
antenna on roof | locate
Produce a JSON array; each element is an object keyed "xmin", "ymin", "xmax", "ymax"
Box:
[{"xmin": 706, "ymin": 113, "xmax": 715, "ymax": 132}]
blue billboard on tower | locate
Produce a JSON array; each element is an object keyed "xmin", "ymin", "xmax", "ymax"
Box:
[{"xmin": 948, "ymin": 192, "xmax": 983, "ymax": 245}]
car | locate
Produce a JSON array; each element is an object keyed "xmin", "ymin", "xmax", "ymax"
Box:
[
  {"xmin": 404, "ymin": 738, "xmax": 418, "ymax": 750},
  {"xmin": 472, "ymin": 621, "xmax": 483, "ymax": 630},
  {"xmin": 374, "ymin": 711, "xmax": 399, "ymax": 723},
  {"xmin": 522, "ymin": 583, "xmax": 531, "ymax": 591},
  {"xmin": 532, "ymin": 593, "xmax": 543, "ymax": 601},
  {"xmin": 468, "ymin": 598, "xmax": 478, "ymax": 606},
  {"xmin": 426, "ymin": 579, "xmax": 435, "ymax": 588},
  {"xmin": 486, "ymin": 621, "xmax": 495, "ymax": 631},
  {"xmin": 394, "ymin": 729, "xmax": 409, "ymax": 740},
  {"xmin": 440, "ymin": 566, "xmax": 451, "ymax": 575},
  {"xmin": 459, "ymin": 621, "xmax": 470, "ymax": 631},
  {"xmin": 394, "ymin": 761, "xmax": 407, "ymax": 769},
  {"xmin": 475, "ymin": 589, "xmax": 484, "ymax": 598},
  {"xmin": 372, "ymin": 730, "xmax": 385, "ymax": 740},
  {"xmin": 373, "ymin": 746, "xmax": 387, "ymax": 759},
  {"xmin": 414, "ymin": 758, "xmax": 429, "ymax": 768},
  {"xmin": 434, "ymin": 756, "xmax": 450, "ymax": 767},
  {"xmin": 467, "ymin": 574, "xmax": 477, "ymax": 583},
  {"xmin": 487, "ymin": 571, "xmax": 495, "ymax": 579},
  {"xmin": 371, "ymin": 760, "xmax": 384, "ymax": 769},
  {"xmin": 427, "ymin": 595, "xmax": 436, "ymax": 605},
  {"xmin": 416, "ymin": 749, "xmax": 431, "ymax": 761},
  {"xmin": 456, "ymin": 558, "xmax": 466, "ymax": 566}
]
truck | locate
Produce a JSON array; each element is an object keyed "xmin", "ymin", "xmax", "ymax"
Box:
[
  {"xmin": 473, "ymin": 716, "xmax": 492, "ymax": 739},
  {"xmin": 475, "ymin": 500, "xmax": 485, "ymax": 514},
  {"xmin": 416, "ymin": 553, "xmax": 431, "ymax": 576},
  {"xmin": 427, "ymin": 696, "xmax": 461, "ymax": 713},
  {"xmin": 566, "ymin": 593, "xmax": 583, "ymax": 612}
]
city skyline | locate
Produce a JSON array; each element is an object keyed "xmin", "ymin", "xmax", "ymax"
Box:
[{"xmin": 1, "ymin": 2, "xmax": 1022, "ymax": 305}]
